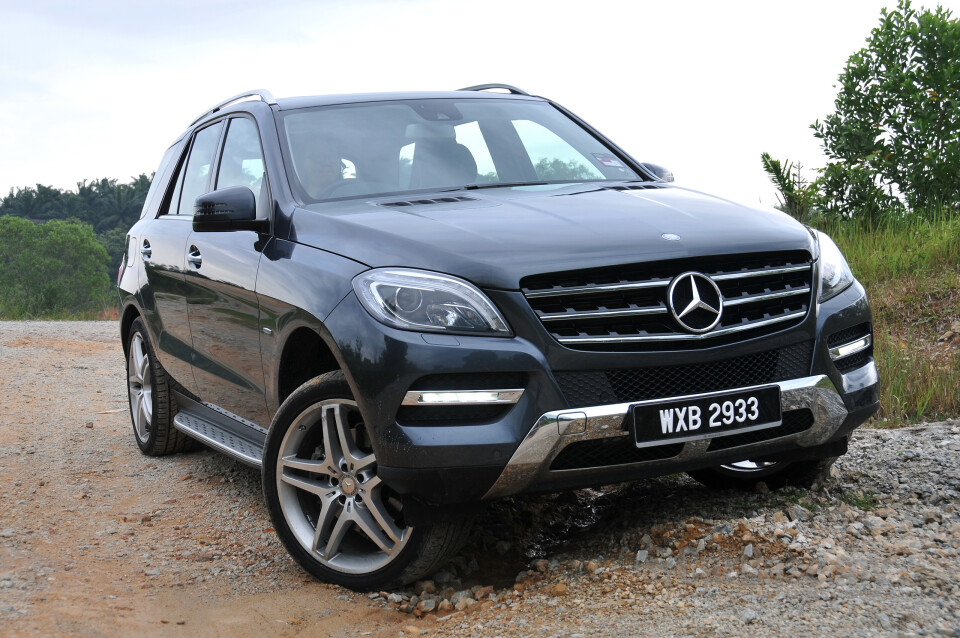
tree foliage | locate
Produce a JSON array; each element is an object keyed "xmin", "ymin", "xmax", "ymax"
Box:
[
  {"xmin": 813, "ymin": 0, "xmax": 960, "ymax": 215},
  {"xmin": 0, "ymin": 174, "xmax": 151, "ymax": 274},
  {"xmin": 0, "ymin": 216, "xmax": 112, "ymax": 318}
]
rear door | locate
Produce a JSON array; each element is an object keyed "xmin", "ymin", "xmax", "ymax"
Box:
[
  {"xmin": 183, "ymin": 116, "xmax": 272, "ymax": 427},
  {"xmin": 138, "ymin": 121, "xmax": 224, "ymax": 390}
]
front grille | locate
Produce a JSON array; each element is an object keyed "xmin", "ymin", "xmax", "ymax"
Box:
[
  {"xmin": 550, "ymin": 439, "xmax": 682, "ymax": 470},
  {"xmin": 555, "ymin": 341, "xmax": 813, "ymax": 408},
  {"xmin": 834, "ymin": 350, "xmax": 870, "ymax": 373},
  {"xmin": 522, "ymin": 251, "xmax": 813, "ymax": 351},
  {"xmin": 707, "ymin": 409, "xmax": 814, "ymax": 451}
]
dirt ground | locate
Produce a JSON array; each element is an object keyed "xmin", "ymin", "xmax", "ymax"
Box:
[
  {"xmin": 0, "ymin": 322, "xmax": 405, "ymax": 637},
  {"xmin": 1, "ymin": 322, "xmax": 958, "ymax": 638}
]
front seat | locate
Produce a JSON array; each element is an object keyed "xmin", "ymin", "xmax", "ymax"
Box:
[{"xmin": 409, "ymin": 138, "xmax": 478, "ymax": 189}]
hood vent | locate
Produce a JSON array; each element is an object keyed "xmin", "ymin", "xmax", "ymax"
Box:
[
  {"xmin": 604, "ymin": 184, "xmax": 663, "ymax": 192},
  {"xmin": 377, "ymin": 195, "xmax": 478, "ymax": 208}
]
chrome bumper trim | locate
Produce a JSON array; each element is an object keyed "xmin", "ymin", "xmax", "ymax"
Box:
[
  {"xmin": 483, "ymin": 366, "xmax": 876, "ymax": 500},
  {"xmin": 401, "ymin": 389, "xmax": 524, "ymax": 406}
]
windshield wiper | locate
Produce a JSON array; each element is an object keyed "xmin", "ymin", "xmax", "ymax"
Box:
[{"xmin": 440, "ymin": 181, "xmax": 550, "ymax": 192}]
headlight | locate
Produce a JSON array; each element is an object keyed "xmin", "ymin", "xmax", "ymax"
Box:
[
  {"xmin": 353, "ymin": 268, "xmax": 512, "ymax": 336},
  {"xmin": 815, "ymin": 230, "xmax": 855, "ymax": 302}
]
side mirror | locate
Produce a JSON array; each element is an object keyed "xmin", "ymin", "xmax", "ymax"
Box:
[
  {"xmin": 639, "ymin": 162, "xmax": 674, "ymax": 183},
  {"xmin": 193, "ymin": 187, "xmax": 268, "ymax": 232}
]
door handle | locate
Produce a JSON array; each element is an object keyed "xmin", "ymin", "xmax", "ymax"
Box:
[
  {"xmin": 187, "ymin": 246, "xmax": 202, "ymax": 267},
  {"xmin": 141, "ymin": 240, "xmax": 152, "ymax": 259}
]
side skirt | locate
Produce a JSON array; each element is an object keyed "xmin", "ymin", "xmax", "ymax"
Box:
[{"xmin": 172, "ymin": 392, "xmax": 266, "ymax": 468}]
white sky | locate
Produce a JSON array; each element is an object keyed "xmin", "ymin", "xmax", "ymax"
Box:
[{"xmin": 2, "ymin": 0, "xmax": 958, "ymax": 209}]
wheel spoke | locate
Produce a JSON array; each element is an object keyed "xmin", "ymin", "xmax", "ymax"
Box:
[
  {"xmin": 361, "ymin": 487, "xmax": 403, "ymax": 546},
  {"xmin": 138, "ymin": 396, "xmax": 151, "ymax": 435},
  {"xmin": 311, "ymin": 492, "xmax": 340, "ymax": 553},
  {"xmin": 282, "ymin": 455, "xmax": 332, "ymax": 475},
  {"xmin": 331, "ymin": 403, "xmax": 375, "ymax": 472},
  {"xmin": 281, "ymin": 471, "xmax": 333, "ymax": 498},
  {"xmin": 352, "ymin": 502, "xmax": 394, "ymax": 552},
  {"xmin": 320, "ymin": 405, "xmax": 345, "ymax": 469},
  {"xmin": 323, "ymin": 502, "xmax": 354, "ymax": 558},
  {"xmin": 138, "ymin": 351, "xmax": 150, "ymax": 386}
]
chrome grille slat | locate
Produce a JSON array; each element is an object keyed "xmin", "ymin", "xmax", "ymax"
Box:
[
  {"xmin": 538, "ymin": 305, "xmax": 668, "ymax": 322},
  {"xmin": 557, "ymin": 311, "xmax": 807, "ymax": 344},
  {"xmin": 524, "ymin": 279, "xmax": 670, "ymax": 299},
  {"xmin": 521, "ymin": 251, "xmax": 814, "ymax": 351},
  {"xmin": 722, "ymin": 286, "xmax": 811, "ymax": 307}
]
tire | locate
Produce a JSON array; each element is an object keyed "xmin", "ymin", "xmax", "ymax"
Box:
[
  {"xmin": 126, "ymin": 318, "xmax": 197, "ymax": 456},
  {"xmin": 262, "ymin": 371, "xmax": 472, "ymax": 591},
  {"xmin": 687, "ymin": 456, "xmax": 838, "ymax": 491}
]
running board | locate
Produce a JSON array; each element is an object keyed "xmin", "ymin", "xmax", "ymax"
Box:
[{"xmin": 172, "ymin": 394, "xmax": 265, "ymax": 468}]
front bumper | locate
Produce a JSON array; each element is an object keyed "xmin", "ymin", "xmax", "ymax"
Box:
[
  {"xmin": 483, "ymin": 363, "xmax": 878, "ymax": 498},
  {"xmin": 324, "ymin": 280, "xmax": 879, "ymax": 506}
]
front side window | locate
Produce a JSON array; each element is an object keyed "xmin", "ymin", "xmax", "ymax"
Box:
[
  {"xmin": 216, "ymin": 118, "xmax": 267, "ymax": 215},
  {"xmin": 177, "ymin": 122, "xmax": 224, "ymax": 216},
  {"xmin": 279, "ymin": 98, "xmax": 638, "ymax": 203}
]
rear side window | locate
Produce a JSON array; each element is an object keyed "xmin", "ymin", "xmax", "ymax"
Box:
[
  {"xmin": 176, "ymin": 122, "xmax": 224, "ymax": 216},
  {"xmin": 216, "ymin": 118, "xmax": 267, "ymax": 216}
]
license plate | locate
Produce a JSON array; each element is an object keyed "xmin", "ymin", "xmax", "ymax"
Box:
[{"xmin": 631, "ymin": 386, "xmax": 782, "ymax": 448}]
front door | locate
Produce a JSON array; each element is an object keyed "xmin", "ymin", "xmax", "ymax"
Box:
[{"xmin": 183, "ymin": 116, "xmax": 272, "ymax": 427}]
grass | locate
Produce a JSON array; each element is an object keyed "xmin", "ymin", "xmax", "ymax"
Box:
[{"xmin": 815, "ymin": 213, "xmax": 960, "ymax": 425}]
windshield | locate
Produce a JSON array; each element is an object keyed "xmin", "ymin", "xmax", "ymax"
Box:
[{"xmin": 278, "ymin": 98, "xmax": 640, "ymax": 203}]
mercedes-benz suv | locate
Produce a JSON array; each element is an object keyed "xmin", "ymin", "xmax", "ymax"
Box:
[{"xmin": 117, "ymin": 85, "xmax": 879, "ymax": 589}]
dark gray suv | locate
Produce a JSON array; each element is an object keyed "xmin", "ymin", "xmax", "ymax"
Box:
[{"xmin": 117, "ymin": 85, "xmax": 879, "ymax": 589}]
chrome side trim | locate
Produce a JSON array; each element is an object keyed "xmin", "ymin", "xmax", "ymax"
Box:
[
  {"xmin": 829, "ymin": 334, "xmax": 872, "ymax": 360},
  {"xmin": 556, "ymin": 311, "xmax": 806, "ymax": 344},
  {"xmin": 483, "ymin": 373, "xmax": 852, "ymax": 500},
  {"xmin": 401, "ymin": 389, "xmax": 524, "ymax": 406}
]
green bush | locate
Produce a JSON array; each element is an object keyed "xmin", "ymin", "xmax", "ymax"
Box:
[
  {"xmin": 0, "ymin": 216, "xmax": 112, "ymax": 318},
  {"xmin": 813, "ymin": 0, "xmax": 960, "ymax": 217}
]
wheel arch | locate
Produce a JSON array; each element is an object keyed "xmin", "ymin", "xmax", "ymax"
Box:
[
  {"xmin": 120, "ymin": 302, "xmax": 143, "ymax": 357},
  {"xmin": 276, "ymin": 324, "xmax": 343, "ymax": 407}
]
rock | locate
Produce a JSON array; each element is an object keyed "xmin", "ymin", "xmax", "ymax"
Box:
[
  {"xmin": 415, "ymin": 599, "xmax": 436, "ymax": 614},
  {"xmin": 584, "ymin": 561, "xmax": 600, "ymax": 574},
  {"xmin": 635, "ymin": 550, "xmax": 649, "ymax": 564},
  {"xmin": 413, "ymin": 580, "xmax": 436, "ymax": 595},
  {"xmin": 741, "ymin": 609, "xmax": 758, "ymax": 624},
  {"xmin": 398, "ymin": 603, "xmax": 415, "ymax": 614},
  {"xmin": 665, "ymin": 557, "xmax": 677, "ymax": 570},
  {"xmin": 453, "ymin": 597, "xmax": 475, "ymax": 612},
  {"xmin": 772, "ymin": 511, "xmax": 788, "ymax": 524},
  {"xmin": 402, "ymin": 624, "xmax": 424, "ymax": 634},
  {"xmin": 388, "ymin": 593, "xmax": 404, "ymax": 604},
  {"xmin": 437, "ymin": 600, "xmax": 453, "ymax": 613},
  {"xmin": 474, "ymin": 585, "xmax": 495, "ymax": 600},
  {"xmin": 789, "ymin": 505, "xmax": 811, "ymax": 522},
  {"xmin": 548, "ymin": 583, "xmax": 567, "ymax": 596},
  {"xmin": 531, "ymin": 559, "xmax": 549, "ymax": 573},
  {"xmin": 742, "ymin": 543, "xmax": 754, "ymax": 558}
]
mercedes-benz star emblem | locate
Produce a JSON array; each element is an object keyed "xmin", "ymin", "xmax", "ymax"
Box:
[{"xmin": 667, "ymin": 272, "xmax": 723, "ymax": 334}]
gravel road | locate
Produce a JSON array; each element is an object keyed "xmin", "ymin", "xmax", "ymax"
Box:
[{"xmin": 0, "ymin": 321, "xmax": 958, "ymax": 637}]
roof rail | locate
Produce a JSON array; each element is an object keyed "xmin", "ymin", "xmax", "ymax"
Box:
[
  {"xmin": 457, "ymin": 83, "xmax": 530, "ymax": 96},
  {"xmin": 190, "ymin": 89, "xmax": 277, "ymax": 127}
]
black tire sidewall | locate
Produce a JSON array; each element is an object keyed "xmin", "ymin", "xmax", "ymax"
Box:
[{"xmin": 261, "ymin": 371, "xmax": 429, "ymax": 591}]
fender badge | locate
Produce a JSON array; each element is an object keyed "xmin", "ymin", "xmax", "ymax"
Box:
[{"xmin": 661, "ymin": 233, "xmax": 681, "ymax": 241}]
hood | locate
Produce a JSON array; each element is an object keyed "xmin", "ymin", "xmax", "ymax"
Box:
[{"xmin": 288, "ymin": 183, "xmax": 815, "ymax": 290}]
